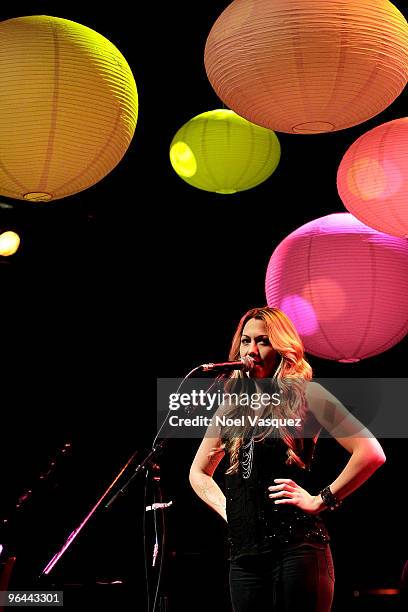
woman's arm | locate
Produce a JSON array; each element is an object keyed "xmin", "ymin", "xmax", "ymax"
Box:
[
  {"xmin": 307, "ymin": 382, "xmax": 386, "ymax": 510},
  {"xmin": 189, "ymin": 435, "xmax": 227, "ymax": 522},
  {"xmin": 269, "ymin": 381, "xmax": 386, "ymax": 512}
]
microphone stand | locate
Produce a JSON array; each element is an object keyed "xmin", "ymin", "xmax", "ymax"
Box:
[
  {"xmin": 107, "ymin": 364, "xmax": 231, "ymax": 610},
  {"xmin": 41, "ymin": 363, "xmax": 229, "ymax": 610},
  {"xmin": 40, "ymin": 441, "xmax": 173, "ymax": 612},
  {"xmin": 104, "ymin": 441, "xmax": 166, "ymax": 510},
  {"xmin": 41, "ymin": 449, "xmax": 140, "ymax": 576}
]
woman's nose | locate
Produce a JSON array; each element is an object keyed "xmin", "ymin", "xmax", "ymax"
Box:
[{"xmin": 248, "ymin": 341, "xmax": 259, "ymax": 355}]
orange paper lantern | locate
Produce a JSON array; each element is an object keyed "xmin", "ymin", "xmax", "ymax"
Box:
[
  {"xmin": 0, "ymin": 16, "xmax": 138, "ymax": 202},
  {"xmin": 205, "ymin": 0, "xmax": 408, "ymax": 134}
]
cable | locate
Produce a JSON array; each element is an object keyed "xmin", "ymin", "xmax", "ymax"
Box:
[
  {"xmin": 151, "ymin": 477, "xmax": 165, "ymax": 612},
  {"xmin": 151, "ymin": 365, "xmax": 203, "ymax": 450},
  {"xmin": 143, "ymin": 468, "xmax": 150, "ymax": 612},
  {"xmin": 146, "ymin": 366, "xmax": 225, "ymax": 610}
]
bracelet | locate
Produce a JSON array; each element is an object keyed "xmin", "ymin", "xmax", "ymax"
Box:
[{"xmin": 319, "ymin": 486, "xmax": 342, "ymax": 511}]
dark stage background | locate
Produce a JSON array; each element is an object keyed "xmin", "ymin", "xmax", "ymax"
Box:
[{"xmin": 0, "ymin": 1, "xmax": 406, "ymax": 610}]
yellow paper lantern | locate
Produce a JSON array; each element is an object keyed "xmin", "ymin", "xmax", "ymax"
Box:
[
  {"xmin": 0, "ymin": 15, "xmax": 138, "ymax": 202},
  {"xmin": 0, "ymin": 231, "xmax": 20, "ymax": 256},
  {"xmin": 169, "ymin": 109, "xmax": 281, "ymax": 193},
  {"xmin": 205, "ymin": 0, "xmax": 408, "ymax": 134}
]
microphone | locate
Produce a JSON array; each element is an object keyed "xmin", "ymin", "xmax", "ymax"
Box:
[{"xmin": 200, "ymin": 356, "xmax": 255, "ymax": 372}]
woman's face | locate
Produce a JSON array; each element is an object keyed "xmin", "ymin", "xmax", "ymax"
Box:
[{"xmin": 239, "ymin": 318, "xmax": 278, "ymax": 378}]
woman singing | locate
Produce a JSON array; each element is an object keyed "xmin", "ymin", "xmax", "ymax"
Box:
[{"xmin": 189, "ymin": 306, "xmax": 386, "ymax": 612}]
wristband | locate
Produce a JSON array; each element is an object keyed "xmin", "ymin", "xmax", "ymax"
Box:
[{"xmin": 319, "ymin": 486, "xmax": 342, "ymax": 511}]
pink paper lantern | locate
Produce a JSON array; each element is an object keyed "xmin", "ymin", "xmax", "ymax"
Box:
[
  {"xmin": 337, "ymin": 117, "xmax": 408, "ymax": 238},
  {"xmin": 265, "ymin": 213, "xmax": 408, "ymax": 362}
]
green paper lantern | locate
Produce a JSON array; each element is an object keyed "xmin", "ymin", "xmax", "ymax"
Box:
[{"xmin": 169, "ymin": 109, "xmax": 281, "ymax": 194}]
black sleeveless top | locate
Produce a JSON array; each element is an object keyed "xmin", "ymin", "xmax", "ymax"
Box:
[{"xmin": 225, "ymin": 437, "xmax": 330, "ymax": 560}]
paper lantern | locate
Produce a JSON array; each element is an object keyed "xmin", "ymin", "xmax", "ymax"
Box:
[
  {"xmin": 265, "ymin": 213, "xmax": 408, "ymax": 361},
  {"xmin": 337, "ymin": 118, "xmax": 408, "ymax": 238},
  {"xmin": 0, "ymin": 15, "xmax": 138, "ymax": 202},
  {"xmin": 0, "ymin": 231, "xmax": 20, "ymax": 256},
  {"xmin": 205, "ymin": 0, "xmax": 408, "ymax": 134},
  {"xmin": 169, "ymin": 109, "xmax": 281, "ymax": 194}
]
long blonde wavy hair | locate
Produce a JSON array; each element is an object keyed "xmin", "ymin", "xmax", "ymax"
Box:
[{"xmin": 213, "ymin": 307, "xmax": 313, "ymax": 474}]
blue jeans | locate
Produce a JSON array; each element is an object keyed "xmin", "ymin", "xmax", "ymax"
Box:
[{"xmin": 229, "ymin": 543, "xmax": 335, "ymax": 612}]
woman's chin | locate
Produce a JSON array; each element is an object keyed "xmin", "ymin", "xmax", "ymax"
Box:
[{"xmin": 248, "ymin": 367, "xmax": 265, "ymax": 379}]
